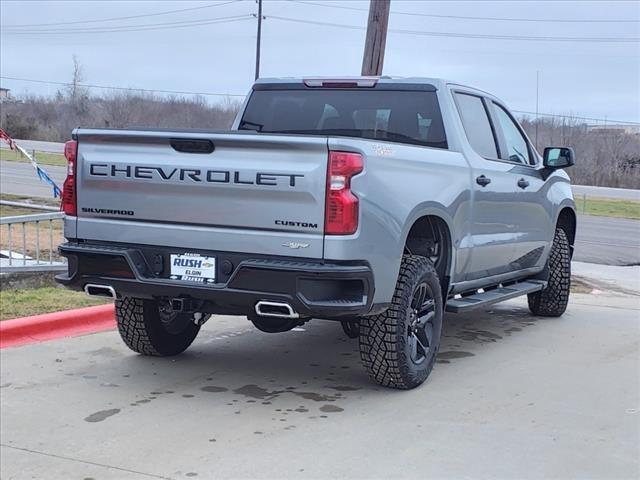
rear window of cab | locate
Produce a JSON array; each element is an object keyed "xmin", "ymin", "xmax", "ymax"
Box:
[{"xmin": 239, "ymin": 89, "xmax": 448, "ymax": 149}]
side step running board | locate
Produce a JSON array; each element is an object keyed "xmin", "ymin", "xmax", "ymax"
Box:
[{"xmin": 445, "ymin": 280, "xmax": 546, "ymax": 313}]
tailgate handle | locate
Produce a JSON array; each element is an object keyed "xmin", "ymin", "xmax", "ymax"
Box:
[{"xmin": 169, "ymin": 138, "xmax": 214, "ymax": 154}]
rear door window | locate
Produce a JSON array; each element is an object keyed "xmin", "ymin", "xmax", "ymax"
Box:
[
  {"xmin": 239, "ymin": 89, "xmax": 447, "ymax": 149},
  {"xmin": 454, "ymin": 93, "xmax": 498, "ymax": 159},
  {"xmin": 492, "ymin": 103, "xmax": 533, "ymax": 165}
]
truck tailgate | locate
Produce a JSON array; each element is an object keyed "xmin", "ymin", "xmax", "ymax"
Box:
[{"xmin": 73, "ymin": 129, "xmax": 328, "ymax": 258}]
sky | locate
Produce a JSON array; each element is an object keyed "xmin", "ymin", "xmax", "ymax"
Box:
[{"xmin": 1, "ymin": 0, "xmax": 639, "ymax": 124}]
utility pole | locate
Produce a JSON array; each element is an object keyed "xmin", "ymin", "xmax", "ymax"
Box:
[
  {"xmin": 255, "ymin": 0, "xmax": 263, "ymax": 80},
  {"xmin": 361, "ymin": 0, "xmax": 391, "ymax": 76},
  {"xmin": 535, "ymin": 70, "xmax": 540, "ymax": 151}
]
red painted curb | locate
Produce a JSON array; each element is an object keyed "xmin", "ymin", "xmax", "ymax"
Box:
[{"xmin": 0, "ymin": 304, "xmax": 116, "ymax": 349}]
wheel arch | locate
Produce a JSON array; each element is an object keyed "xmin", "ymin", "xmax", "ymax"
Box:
[
  {"xmin": 402, "ymin": 212, "xmax": 454, "ymax": 297},
  {"xmin": 556, "ymin": 206, "xmax": 577, "ymax": 257}
]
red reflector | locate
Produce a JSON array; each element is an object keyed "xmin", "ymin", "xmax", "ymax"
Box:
[
  {"xmin": 61, "ymin": 140, "xmax": 78, "ymax": 216},
  {"xmin": 325, "ymin": 151, "xmax": 363, "ymax": 235}
]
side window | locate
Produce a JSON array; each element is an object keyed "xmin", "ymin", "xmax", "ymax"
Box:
[
  {"xmin": 454, "ymin": 93, "xmax": 498, "ymax": 159},
  {"xmin": 493, "ymin": 104, "xmax": 532, "ymax": 165}
]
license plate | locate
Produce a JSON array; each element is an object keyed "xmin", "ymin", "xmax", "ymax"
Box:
[{"xmin": 169, "ymin": 253, "xmax": 216, "ymax": 284}]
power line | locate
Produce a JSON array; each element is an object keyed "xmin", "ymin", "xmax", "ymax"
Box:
[
  {"xmin": 267, "ymin": 15, "xmax": 639, "ymax": 43},
  {"xmin": 1, "ymin": 0, "xmax": 240, "ymax": 29},
  {"xmin": 0, "ymin": 76, "xmax": 247, "ymax": 98},
  {"xmin": 291, "ymin": 0, "xmax": 640, "ymax": 23},
  {"xmin": 513, "ymin": 110, "xmax": 639, "ymax": 125},
  {"xmin": 1, "ymin": 15, "xmax": 253, "ymax": 35},
  {"xmin": 5, "ymin": 6, "xmax": 636, "ymax": 42},
  {"xmin": 2, "ymin": 76, "xmax": 637, "ymax": 125}
]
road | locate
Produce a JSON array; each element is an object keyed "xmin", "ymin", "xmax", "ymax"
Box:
[
  {"xmin": 573, "ymin": 215, "xmax": 640, "ymax": 266},
  {"xmin": 1, "ymin": 160, "xmax": 638, "ymax": 265},
  {"xmin": 0, "ymin": 139, "xmax": 64, "ymax": 154},
  {"xmin": 572, "ymin": 184, "xmax": 640, "ymax": 201},
  {"xmin": 1, "ymin": 292, "xmax": 638, "ymax": 479},
  {"xmin": 0, "ymin": 160, "xmax": 65, "ymax": 198}
]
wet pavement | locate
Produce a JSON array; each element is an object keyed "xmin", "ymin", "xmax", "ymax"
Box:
[{"xmin": 1, "ymin": 294, "xmax": 639, "ymax": 479}]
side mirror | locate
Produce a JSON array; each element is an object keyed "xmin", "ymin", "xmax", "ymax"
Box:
[{"xmin": 543, "ymin": 147, "xmax": 575, "ymax": 169}]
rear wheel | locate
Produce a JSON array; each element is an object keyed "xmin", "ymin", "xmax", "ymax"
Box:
[
  {"xmin": 528, "ymin": 228, "xmax": 571, "ymax": 317},
  {"xmin": 359, "ymin": 255, "xmax": 443, "ymax": 389},
  {"xmin": 115, "ymin": 297, "xmax": 200, "ymax": 356}
]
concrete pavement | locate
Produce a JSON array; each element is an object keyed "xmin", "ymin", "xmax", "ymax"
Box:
[
  {"xmin": 573, "ymin": 261, "xmax": 640, "ymax": 295},
  {"xmin": 1, "ymin": 287, "xmax": 638, "ymax": 479}
]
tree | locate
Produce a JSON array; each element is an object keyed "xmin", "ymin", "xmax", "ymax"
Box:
[{"xmin": 66, "ymin": 55, "xmax": 89, "ymax": 114}]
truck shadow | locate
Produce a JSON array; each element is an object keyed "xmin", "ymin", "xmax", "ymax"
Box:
[
  {"xmin": 73, "ymin": 300, "xmax": 546, "ymax": 410},
  {"xmin": 182, "ymin": 299, "xmax": 542, "ymax": 376},
  {"xmin": 46, "ymin": 299, "xmax": 562, "ymax": 429}
]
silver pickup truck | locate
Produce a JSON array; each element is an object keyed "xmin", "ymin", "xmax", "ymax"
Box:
[{"xmin": 56, "ymin": 77, "xmax": 576, "ymax": 389}]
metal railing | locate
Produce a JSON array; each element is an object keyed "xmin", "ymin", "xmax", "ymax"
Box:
[
  {"xmin": 0, "ymin": 200, "xmax": 59, "ymax": 212},
  {"xmin": 0, "ymin": 208, "xmax": 66, "ymax": 272}
]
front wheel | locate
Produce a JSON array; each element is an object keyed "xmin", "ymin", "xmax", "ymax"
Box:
[
  {"xmin": 341, "ymin": 320, "xmax": 359, "ymax": 339},
  {"xmin": 359, "ymin": 255, "xmax": 443, "ymax": 389},
  {"xmin": 115, "ymin": 297, "xmax": 200, "ymax": 356},
  {"xmin": 528, "ymin": 228, "xmax": 571, "ymax": 317}
]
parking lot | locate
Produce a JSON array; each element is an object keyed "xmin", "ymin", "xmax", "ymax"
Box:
[{"xmin": 2, "ymin": 289, "xmax": 638, "ymax": 479}]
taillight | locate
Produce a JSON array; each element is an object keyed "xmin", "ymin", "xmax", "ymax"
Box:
[
  {"xmin": 325, "ymin": 151, "xmax": 363, "ymax": 235},
  {"xmin": 61, "ymin": 140, "xmax": 78, "ymax": 216}
]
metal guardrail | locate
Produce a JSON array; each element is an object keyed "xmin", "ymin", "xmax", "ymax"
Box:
[
  {"xmin": 1, "ymin": 211, "xmax": 66, "ymax": 272},
  {"xmin": 0, "ymin": 200, "xmax": 59, "ymax": 212}
]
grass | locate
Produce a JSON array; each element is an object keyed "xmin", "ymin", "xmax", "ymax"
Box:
[
  {"xmin": 570, "ymin": 277, "xmax": 594, "ymax": 294},
  {"xmin": 0, "ymin": 203, "xmax": 61, "ymax": 218},
  {"xmin": 1, "ymin": 192, "xmax": 60, "ymax": 208},
  {"xmin": 0, "ymin": 287, "xmax": 109, "ymax": 321},
  {"xmin": 0, "ymin": 148, "xmax": 66, "ymax": 166},
  {"xmin": 577, "ymin": 198, "xmax": 640, "ymax": 220}
]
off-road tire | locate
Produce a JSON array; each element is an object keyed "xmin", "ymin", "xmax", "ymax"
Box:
[
  {"xmin": 341, "ymin": 320, "xmax": 360, "ymax": 339},
  {"xmin": 115, "ymin": 297, "xmax": 200, "ymax": 356},
  {"xmin": 528, "ymin": 228, "xmax": 571, "ymax": 317},
  {"xmin": 359, "ymin": 255, "xmax": 443, "ymax": 389}
]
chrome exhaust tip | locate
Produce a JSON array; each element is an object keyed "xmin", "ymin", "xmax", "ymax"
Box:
[
  {"xmin": 84, "ymin": 283, "xmax": 116, "ymax": 299},
  {"xmin": 255, "ymin": 301, "xmax": 299, "ymax": 319}
]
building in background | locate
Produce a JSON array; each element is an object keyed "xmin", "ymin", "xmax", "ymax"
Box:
[
  {"xmin": 0, "ymin": 88, "xmax": 14, "ymax": 103},
  {"xmin": 588, "ymin": 123, "xmax": 640, "ymax": 135}
]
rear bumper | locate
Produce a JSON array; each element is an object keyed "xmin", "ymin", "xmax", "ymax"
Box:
[{"xmin": 55, "ymin": 242, "xmax": 381, "ymax": 319}]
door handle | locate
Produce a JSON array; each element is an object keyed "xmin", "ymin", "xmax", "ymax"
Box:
[
  {"xmin": 517, "ymin": 178, "xmax": 530, "ymax": 189},
  {"xmin": 476, "ymin": 175, "xmax": 491, "ymax": 187}
]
